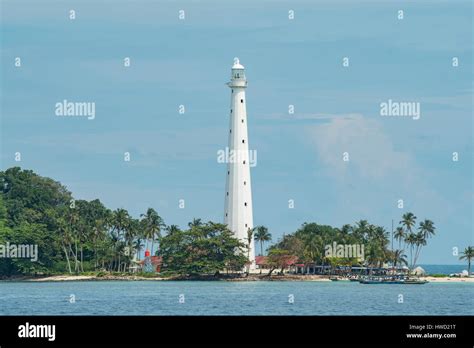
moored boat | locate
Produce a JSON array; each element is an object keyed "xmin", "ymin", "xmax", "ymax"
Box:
[{"xmin": 359, "ymin": 275, "xmax": 428, "ymax": 284}]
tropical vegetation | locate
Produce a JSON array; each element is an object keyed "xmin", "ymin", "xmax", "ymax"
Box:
[{"xmin": 0, "ymin": 167, "xmax": 442, "ymax": 278}]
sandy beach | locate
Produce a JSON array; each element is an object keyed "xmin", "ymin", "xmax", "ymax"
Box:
[
  {"xmin": 423, "ymin": 276, "xmax": 474, "ymax": 283},
  {"xmin": 3, "ymin": 274, "xmax": 471, "ymax": 283}
]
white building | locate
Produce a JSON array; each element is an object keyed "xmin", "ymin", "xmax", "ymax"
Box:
[{"xmin": 224, "ymin": 58, "xmax": 255, "ymax": 269}]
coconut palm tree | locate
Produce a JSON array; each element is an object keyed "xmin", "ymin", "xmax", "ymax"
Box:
[
  {"xmin": 133, "ymin": 238, "xmax": 144, "ymax": 261},
  {"xmin": 111, "ymin": 208, "xmax": 130, "ymax": 271},
  {"xmin": 340, "ymin": 224, "xmax": 352, "ymax": 237},
  {"xmin": 245, "ymin": 227, "xmax": 255, "ymax": 275},
  {"xmin": 188, "ymin": 218, "xmax": 202, "ymax": 228},
  {"xmin": 412, "ymin": 232, "xmax": 427, "ymax": 267},
  {"xmin": 400, "ymin": 212, "xmax": 417, "ymax": 234},
  {"xmin": 412, "ymin": 220, "xmax": 435, "ymax": 267},
  {"xmin": 140, "ymin": 208, "xmax": 164, "ymax": 256},
  {"xmin": 354, "ymin": 220, "xmax": 370, "ymax": 242},
  {"xmin": 254, "ymin": 226, "xmax": 272, "ymax": 256},
  {"xmin": 394, "ymin": 227, "xmax": 405, "ymax": 250},
  {"xmin": 391, "ymin": 249, "xmax": 408, "ymax": 268},
  {"xmin": 166, "ymin": 224, "xmax": 181, "ymax": 235},
  {"xmin": 459, "ymin": 246, "xmax": 474, "ymax": 276},
  {"xmin": 304, "ymin": 235, "xmax": 323, "ymax": 264},
  {"xmin": 419, "ymin": 219, "xmax": 435, "ymax": 239},
  {"xmin": 404, "ymin": 233, "xmax": 417, "ymax": 269},
  {"xmin": 124, "ymin": 218, "xmax": 140, "ymax": 270}
]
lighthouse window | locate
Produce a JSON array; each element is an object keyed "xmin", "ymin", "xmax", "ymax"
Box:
[
  {"xmin": 241, "ymin": 119, "xmax": 244, "ymax": 123},
  {"xmin": 245, "ymin": 224, "xmax": 248, "ymax": 228},
  {"xmin": 226, "ymin": 192, "xmax": 229, "ymax": 196},
  {"xmin": 232, "ymin": 89, "xmax": 233, "ymax": 93},
  {"xmin": 243, "ymin": 160, "xmax": 246, "ymax": 164},
  {"xmin": 244, "ymin": 202, "xmax": 247, "ymax": 206},
  {"xmin": 240, "ymin": 99, "xmax": 244, "ymax": 103},
  {"xmin": 226, "ymin": 213, "xmax": 228, "ymax": 217},
  {"xmin": 244, "ymin": 181, "xmax": 246, "ymax": 185},
  {"xmin": 230, "ymin": 109, "xmax": 232, "ymax": 113},
  {"xmin": 228, "ymin": 171, "xmax": 230, "ymax": 175},
  {"xmin": 242, "ymin": 139, "xmax": 245, "ymax": 143},
  {"xmin": 230, "ymin": 129, "xmax": 231, "ymax": 133}
]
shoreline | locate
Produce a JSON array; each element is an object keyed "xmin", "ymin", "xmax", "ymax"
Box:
[{"xmin": 1, "ymin": 274, "xmax": 473, "ymax": 283}]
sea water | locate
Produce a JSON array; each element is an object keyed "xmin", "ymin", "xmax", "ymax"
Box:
[{"xmin": 0, "ymin": 281, "xmax": 472, "ymax": 316}]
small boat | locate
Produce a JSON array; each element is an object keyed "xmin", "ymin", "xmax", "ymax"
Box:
[
  {"xmin": 359, "ymin": 276, "xmax": 428, "ymax": 285},
  {"xmin": 403, "ymin": 278, "xmax": 429, "ymax": 284},
  {"xmin": 330, "ymin": 276, "xmax": 351, "ymax": 281}
]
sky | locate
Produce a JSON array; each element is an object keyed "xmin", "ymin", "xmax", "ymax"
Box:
[{"xmin": 1, "ymin": 0, "xmax": 472, "ymax": 264}]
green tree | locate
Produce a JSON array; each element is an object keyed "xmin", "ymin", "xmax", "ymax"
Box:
[
  {"xmin": 400, "ymin": 213, "xmax": 417, "ymax": 235},
  {"xmin": 404, "ymin": 233, "xmax": 417, "ymax": 269},
  {"xmin": 394, "ymin": 227, "xmax": 405, "ymax": 251},
  {"xmin": 140, "ymin": 208, "xmax": 164, "ymax": 255},
  {"xmin": 159, "ymin": 221, "xmax": 247, "ymax": 276},
  {"xmin": 266, "ymin": 249, "xmax": 295, "ymax": 276},
  {"xmin": 390, "ymin": 249, "xmax": 408, "ymax": 268},
  {"xmin": 459, "ymin": 246, "xmax": 474, "ymax": 276},
  {"xmin": 245, "ymin": 227, "xmax": 255, "ymax": 274},
  {"xmin": 254, "ymin": 225, "xmax": 271, "ymax": 256}
]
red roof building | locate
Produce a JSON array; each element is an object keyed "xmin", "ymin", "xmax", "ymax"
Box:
[{"xmin": 139, "ymin": 256, "xmax": 163, "ymax": 273}]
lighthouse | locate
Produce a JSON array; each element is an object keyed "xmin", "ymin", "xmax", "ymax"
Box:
[{"xmin": 224, "ymin": 58, "xmax": 255, "ymax": 270}]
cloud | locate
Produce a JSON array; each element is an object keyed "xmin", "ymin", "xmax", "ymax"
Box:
[
  {"xmin": 307, "ymin": 114, "xmax": 413, "ymax": 181},
  {"xmin": 305, "ymin": 114, "xmax": 452, "ymax": 222}
]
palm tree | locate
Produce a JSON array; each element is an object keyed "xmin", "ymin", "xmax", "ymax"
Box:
[
  {"xmin": 391, "ymin": 249, "xmax": 408, "ymax": 268},
  {"xmin": 419, "ymin": 219, "xmax": 435, "ymax": 239},
  {"xmin": 412, "ymin": 232, "xmax": 427, "ymax": 267},
  {"xmin": 246, "ymin": 227, "xmax": 255, "ymax": 275},
  {"xmin": 400, "ymin": 212, "xmax": 417, "ymax": 234},
  {"xmin": 394, "ymin": 227, "xmax": 405, "ymax": 250},
  {"xmin": 364, "ymin": 226, "xmax": 390, "ymax": 267},
  {"xmin": 188, "ymin": 218, "xmax": 202, "ymax": 228},
  {"xmin": 459, "ymin": 246, "xmax": 474, "ymax": 276},
  {"xmin": 57, "ymin": 217, "xmax": 72, "ymax": 274},
  {"xmin": 124, "ymin": 218, "xmax": 139, "ymax": 270},
  {"xmin": 304, "ymin": 235, "xmax": 323, "ymax": 264},
  {"xmin": 254, "ymin": 226, "xmax": 272, "ymax": 256},
  {"xmin": 91, "ymin": 218, "xmax": 106, "ymax": 269},
  {"xmin": 400, "ymin": 212, "xmax": 417, "ymax": 255},
  {"xmin": 412, "ymin": 220, "xmax": 435, "ymax": 267},
  {"xmin": 140, "ymin": 208, "xmax": 164, "ymax": 256},
  {"xmin": 166, "ymin": 224, "xmax": 180, "ymax": 235},
  {"xmin": 67, "ymin": 208, "xmax": 80, "ymax": 273},
  {"xmin": 340, "ymin": 224, "xmax": 352, "ymax": 236},
  {"xmin": 354, "ymin": 220, "xmax": 369, "ymax": 242},
  {"xmin": 366, "ymin": 240, "xmax": 383, "ymax": 269},
  {"xmin": 404, "ymin": 233, "xmax": 417, "ymax": 269},
  {"xmin": 113, "ymin": 208, "xmax": 130, "ymax": 271},
  {"xmin": 133, "ymin": 238, "xmax": 144, "ymax": 261}
]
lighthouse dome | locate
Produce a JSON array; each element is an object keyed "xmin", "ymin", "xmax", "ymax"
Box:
[{"xmin": 232, "ymin": 57, "xmax": 245, "ymax": 70}]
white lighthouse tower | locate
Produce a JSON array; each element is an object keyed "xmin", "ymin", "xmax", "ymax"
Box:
[{"xmin": 224, "ymin": 57, "xmax": 255, "ymax": 270}]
